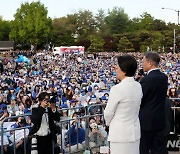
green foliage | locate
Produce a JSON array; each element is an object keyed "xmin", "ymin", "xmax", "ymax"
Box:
[
  {"xmin": 140, "ymin": 45, "xmax": 148, "ymax": 52},
  {"xmin": 0, "ymin": 17, "xmax": 11, "ymax": 40},
  {"xmin": 88, "ymin": 35, "xmax": 105, "ymax": 52},
  {"xmin": 52, "ymin": 17, "xmax": 75, "ymax": 46},
  {"xmin": 95, "ymin": 9, "xmax": 110, "ymax": 37},
  {"xmin": 10, "ymin": 1, "xmax": 52, "ymax": 50},
  {"xmin": 137, "ymin": 12, "xmax": 154, "ymax": 30},
  {"xmin": 105, "ymin": 7, "xmax": 129, "ymax": 34},
  {"xmin": 127, "ymin": 18, "xmax": 140, "ymax": 32},
  {"xmin": 0, "ymin": 3, "xmax": 179, "ymax": 53},
  {"xmin": 103, "ymin": 36, "xmax": 117, "ymax": 52},
  {"xmin": 151, "ymin": 32, "xmax": 163, "ymax": 51},
  {"xmin": 74, "ymin": 10, "xmax": 96, "ymax": 41},
  {"xmin": 152, "ymin": 19, "xmax": 168, "ymax": 31},
  {"xmin": 117, "ymin": 36, "xmax": 135, "ymax": 52}
]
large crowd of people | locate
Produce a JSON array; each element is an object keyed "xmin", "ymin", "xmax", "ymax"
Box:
[{"xmin": 0, "ymin": 50, "xmax": 179, "ymax": 153}]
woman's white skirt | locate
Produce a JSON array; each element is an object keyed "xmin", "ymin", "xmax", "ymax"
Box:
[{"xmin": 110, "ymin": 140, "xmax": 140, "ymax": 154}]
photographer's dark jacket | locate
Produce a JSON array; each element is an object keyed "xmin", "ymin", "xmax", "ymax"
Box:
[{"xmin": 29, "ymin": 106, "xmax": 61, "ymax": 143}]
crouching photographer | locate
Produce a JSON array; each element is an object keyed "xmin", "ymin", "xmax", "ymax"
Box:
[{"xmin": 29, "ymin": 92, "xmax": 61, "ymax": 154}]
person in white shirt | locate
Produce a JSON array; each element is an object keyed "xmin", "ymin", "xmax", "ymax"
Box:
[
  {"xmin": 29, "ymin": 92, "xmax": 61, "ymax": 154},
  {"xmin": 104, "ymin": 55, "xmax": 143, "ymax": 154}
]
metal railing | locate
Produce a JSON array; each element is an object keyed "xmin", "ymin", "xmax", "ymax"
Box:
[
  {"xmin": 170, "ymin": 98, "xmax": 180, "ymax": 136},
  {"xmin": 0, "ymin": 98, "xmax": 179, "ymax": 154},
  {"xmin": 0, "ymin": 114, "xmax": 31, "ymax": 154},
  {"xmin": 57, "ymin": 104, "xmax": 106, "ymax": 153}
]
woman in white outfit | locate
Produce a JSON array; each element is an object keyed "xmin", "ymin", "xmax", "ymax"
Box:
[{"xmin": 104, "ymin": 55, "xmax": 143, "ymax": 154}]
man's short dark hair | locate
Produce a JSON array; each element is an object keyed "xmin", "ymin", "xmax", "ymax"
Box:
[
  {"xmin": 117, "ymin": 55, "xmax": 137, "ymax": 77},
  {"xmin": 38, "ymin": 92, "xmax": 49, "ymax": 102},
  {"xmin": 144, "ymin": 52, "xmax": 160, "ymax": 66}
]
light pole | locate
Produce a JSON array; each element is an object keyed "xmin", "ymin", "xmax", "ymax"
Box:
[
  {"xmin": 162, "ymin": 7, "xmax": 180, "ymax": 54},
  {"xmin": 162, "ymin": 7, "xmax": 179, "ymax": 25}
]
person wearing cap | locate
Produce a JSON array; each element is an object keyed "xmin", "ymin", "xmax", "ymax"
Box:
[
  {"xmin": 89, "ymin": 94, "xmax": 97, "ymax": 103},
  {"xmin": 101, "ymin": 96, "xmax": 107, "ymax": 104},
  {"xmin": 7, "ymin": 87, "xmax": 16, "ymax": 104},
  {"xmin": 0, "ymin": 103, "xmax": 9, "ymax": 121},
  {"xmin": 89, "ymin": 94, "xmax": 102, "ymax": 115},
  {"xmin": 78, "ymin": 90, "xmax": 88, "ymax": 107},
  {"xmin": 68, "ymin": 99, "xmax": 79, "ymax": 118},
  {"xmin": 29, "ymin": 92, "xmax": 61, "ymax": 154},
  {"xmin": 104, "ymin": 55, "xmax": 143, "ymax": 154}
]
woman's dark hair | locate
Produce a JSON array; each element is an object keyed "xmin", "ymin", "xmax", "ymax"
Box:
[
  {"xmin": 89, "ymin": 117, "xmax": 96, "ymax": 131},
  {"xmin": 24, "ymin": 96, "xmax": 33, "ymax": 108},
  {"xmin": 89, "ymin": 117, "xmax": 96, "ymax": 122},
  {"xmin": 16, "ymin": 100, "xmax": 22, "ymax": 106},
  {"xmin": 144, "ymin": 52, "xmax": 160, "ymax": 66},
  {"xmin": 117, "ymin": 55, "xmax": 137, "ymax": 77},
  {"xmin": 34, "ymin": 85, "xmax": 39, "ymax": 92},
  {"xmin": 19, "ymin": 118, "xmax": 26, "ymax": 125},
  {"xmin": 38, "ymin": 92, "xmax": 49, "ymax": 102},
  {"xmin": 72, "ymin": 112, "xmax": 79, "ymax": 118},
  {"xmin": 168, "ymin": 88, "xmax": 178, "ymax": 98}
]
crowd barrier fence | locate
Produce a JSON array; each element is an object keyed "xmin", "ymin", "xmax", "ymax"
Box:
[
  {"xmin": 57, "ymin": 104, "xmax": 106, "ymax": 154},
  {"xmin": 170, "ymin": 98, "xmax": 180, "ymax": 135},
  {"xmin": 0, "ymin": 98, "xmax": 179, "ymax": 154},
  {"xmin": 0, "ymin": 114, "xmax": 31, "ymax": 154}
]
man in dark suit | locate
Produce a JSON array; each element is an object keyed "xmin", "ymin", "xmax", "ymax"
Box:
[
  {"xmin": 29, "ymin": 92, "xmax": 61, "ymax": 154},
  {"xmin": 139, "ymin": 52, "xmax": 168, "ymax": 154}
]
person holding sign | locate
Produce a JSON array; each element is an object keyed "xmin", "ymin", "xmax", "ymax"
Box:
[{"xmin": 29, "ymin": 92, "xmax": 61, "ymax": 154}]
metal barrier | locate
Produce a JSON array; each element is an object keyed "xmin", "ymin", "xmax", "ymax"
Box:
[
  {"xmin": 57, "ymin": 105, "xmax": 87, "ymax": 154},
  {"xmin": 57, "ymin": 104, "xmax": 107, "ymax": 154},
  {"xmin": 170, "ymin": 98, "xmax": 180, "ymax": 136},
  {"xmin": 57, "ymin": 100, "xmax": 180, "ymax": 153},
  {"xmin": 0, "ymin": 114, "xmax": 31, "ymax": 154},
  {"xmin": 86, "ymin": 103, "xmax": 106, "ymax": 152},
  {"xmin": 0, "ymin": 98, "xmax": 179, "ymax": 154}
]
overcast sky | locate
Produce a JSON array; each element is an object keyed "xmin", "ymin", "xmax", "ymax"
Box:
[{"xmin": 0, "ymin": 0, "xmax": 180, "ymax": 24}]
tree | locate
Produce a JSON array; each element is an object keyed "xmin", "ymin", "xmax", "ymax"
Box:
[
  {"xmin": 117, "ymin": 36, "xmax": 135, "ymax": 52},
  {"xmin": 52, "ymin": 17, "xmax": 75, "ymax": 46},
  {"xmin": 105, "ymin": 7, "xmax": 129, "ymax": 34},
  {"xmin": 138, "ymin": 30, "xmax": 153, "ymax": 52},
  {"xmin": 151, "ymin": 32, "xmax": 163, "ymax": 51},
  {"xmin": 95, "ymin": 9, "xmax": 110, "ymax": 36},
  {"xmin": 10, "ymin": 2, "xmax": 52, "ymax": 50},
  {"xmin": 152, "ymin": 19, "xmax": 168, "ymax": 31},
  {"xmin": 88, "ymin": 35, "xmax": 105, "ymax": 52},
  {"xmin": 0, "ymin": 17, "xmax": 11, "ymax": 41},
  {"xmin": 74, "ymin": 10, "xmax": 96, "ymax": 41},
  {"xmin": 137, "ymin": 12, "xmax": 154, "ymax": 31},
  {"xmin": 127, "ymin": 18, "xmax": 140, "ymax": 32},
  {"xmin": 103, "ymin": 36, "xmax": 117, "ymax": 52}
]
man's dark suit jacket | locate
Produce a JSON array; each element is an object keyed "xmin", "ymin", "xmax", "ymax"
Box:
[
  {"xmin": 139, "ymin": 70, "xmax": 168, "ymax": 131},
  {"xmin": 29, "ymin": 106, "xmax": 61, "ymax": 143}
]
